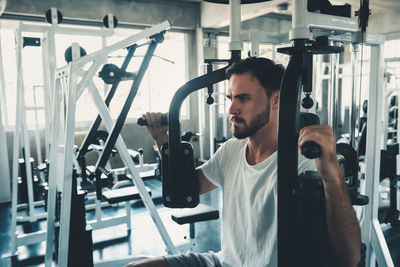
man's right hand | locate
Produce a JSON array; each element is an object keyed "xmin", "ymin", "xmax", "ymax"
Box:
[{"xmin": 141, "ymin": 112, "xmax": 168, "ymax": 146}]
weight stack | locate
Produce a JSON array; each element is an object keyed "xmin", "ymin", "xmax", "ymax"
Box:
[
  {"xmin": 17, "ymin": 157, "xmax": 39, "ymax": 204},
  {"xmin": 55, "ymin": 189, "xmax": 93, "ymax": 266},
  {"xmin": 68, "ymin": 189, "xmax": 93, "ymax": 267}
]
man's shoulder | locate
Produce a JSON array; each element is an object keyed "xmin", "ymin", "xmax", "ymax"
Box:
[
  {"xmin": 220, "ymin": 137, "xmax": 247, "ymax": 150},
  {"xmin": 224, "ymin": 137, "xmax": 247, "ymax": 146}
]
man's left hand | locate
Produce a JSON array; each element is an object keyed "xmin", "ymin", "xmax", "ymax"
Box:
[{"xmin": 298, "ymin": 125, "xmax": 344, "ymax": 184}]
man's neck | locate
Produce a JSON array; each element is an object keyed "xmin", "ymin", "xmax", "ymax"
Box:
[{"xmin": 246, "ymin": 124, "xmax": 277, "ymax": 165}]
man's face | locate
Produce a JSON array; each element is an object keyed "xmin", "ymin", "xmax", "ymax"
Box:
[{"xmin": 227, "ymin": 72, "xmax": 271, "ymax": 139}]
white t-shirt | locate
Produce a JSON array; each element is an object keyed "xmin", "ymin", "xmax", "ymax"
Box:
[{"xmin": 200, "ymin": 138, "xmax": 316, "ymax": 267}]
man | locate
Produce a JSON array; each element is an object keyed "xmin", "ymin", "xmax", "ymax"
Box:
[{"xmin": 126, "ymin": 57, "xmax": 361, "ymax": 267}]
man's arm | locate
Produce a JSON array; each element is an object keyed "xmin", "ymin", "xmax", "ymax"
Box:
[
  {"xmin": 196, "ymin": 168, "xmax": 217, "ymax": 194},
  {"xmin": 299, "ymin": 125, "xmax": 361, "ymax": 267},
  {"xmin": 142, "ymin": 112, "xmax": 217, "ymax": 196}
]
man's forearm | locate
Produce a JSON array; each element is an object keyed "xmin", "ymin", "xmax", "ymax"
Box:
[
  {"xmin": 323, "ymin": 177, "xmax": 361, "ymax": 267},
  {"xmin": 153, "ymin": 134, "xmax": 169, "ymax": 157}
]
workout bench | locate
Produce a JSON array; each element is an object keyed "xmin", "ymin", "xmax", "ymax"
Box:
[
  {"xmin": 87, "ymin": 186, "xmax": 151, "ymax": 232},
  {"xmin": 171, "ymin": 204, "xmax": 219, "ymax": 252}
]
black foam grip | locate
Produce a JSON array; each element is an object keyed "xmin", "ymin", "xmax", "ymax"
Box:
[
  {"xmin": 137, "ymin": 115, "xmax": 168, "ymax": 126},
  {"xmin": 302, "ymin": 141, "xmax": 322, "ymax": 159}
]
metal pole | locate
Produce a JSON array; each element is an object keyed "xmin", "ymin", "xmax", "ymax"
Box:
[
  {"xmin": 87, "ymin": 80, "xmax": 177, "ymax": 254},
  {"xmin": 350, "ymin": 43, "xmax": 359, "ymax": 148},
  {"xmin": 229, "ymin": 0, "xmax": 242, "ymax": 53},
  {"xmin": 44, "ymin": 76, "xmax": 64, "ymax": 267},
  {"xmin": 32, "ymin": 86, "xmax": 43, "ymax": 164},
  {"xmin": 0, "ymin": 22, "xmax": 11, "ymax": 204},
  {"xmin": 9, "ymin": 26, "xmax": 23, "ymax": 256},
  {"xmin": 41, "ymin": 35, "xmax": 52, "ymax": 159},
  {"xmin": 329, "ymin": 52, "xmax": 339, "ymax": 137},
  {"xmin": 58, "ymin": 64, "xmax": 79, "ymax": 267},
  {"xmin": 361, "ymin": 43, "xmax": 394, "ymax": 267},
  {"xmin": 0, "ymin": 29, "xmax": 8, "ymax": 127}
]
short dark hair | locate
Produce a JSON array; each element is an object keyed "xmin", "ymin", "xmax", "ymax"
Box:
[{"xmin": 226, "ymin": 57, "xmax": 285, "ymax": 97}]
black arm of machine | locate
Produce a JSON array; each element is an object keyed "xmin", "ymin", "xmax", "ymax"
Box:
[
  {"xmin": 75, "ymin": 32, "xmax": 165, "ymax": 200},
  {"xmin": 162, "ymin": 66, "xmax": 228, "ymax": 208},
  {"xmin": 277, "ymin": 40, "xmax": 331, "ymax": 266},
  {"xmin": 76, "ymin": 44, "xmax": 137, "ymax": 169},
  {"xmin": 94, "ymin": 37, "xmax": 161, "ymax": 200}
]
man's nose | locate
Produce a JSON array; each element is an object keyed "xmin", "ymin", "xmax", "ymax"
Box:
[{"xmin": 228, "ymin": 100, "xmax": 239, "ymax": 115}]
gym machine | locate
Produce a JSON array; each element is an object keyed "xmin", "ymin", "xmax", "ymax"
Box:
[
  {"xmin": 280, "ymin": 1, "xmax": 393, "ymax": 266},
  {"xmin": 199, "ymin": 30, "xmax": 290, "ymax": 162},
  {"xmin": 151, "ymin": 0, "xmax": 390, "ymax": 267},
  {"xmin": 276, "ymin": 0, "xmax": 369, "ymax": 264},
  {"xmin": 7, "ymin": 8, "xmax": 116, "ymax": 262},
  {"xmin": 75, "ymin": 37, "xmax": 160, "ymax": 235},
  {"xmin": 157, "ymin": 0, "xmax": 256, "ymax": 208},
  {"xmin": 370, "ymin": 67, "xmax": 400, "ymax": 264},
  {"xmin": 44, "ymin": 21, "xmax": 176, "ymax": 267}
]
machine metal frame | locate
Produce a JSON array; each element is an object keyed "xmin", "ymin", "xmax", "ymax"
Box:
[
  {"xmin": 44, "ymin": 21, "xmax": 177, "ymax": 267},
  {"xmin": 279, "ymin": 1, "xmax": 392, "ymax": 266},
  {"xmin": 360, "ymin": 37, "xmax": 395, "ymax": 267},
  {"xmin": 8, "ymin": 12, "xmax": 115, "ymax": 259},
  {"xmin": 0, "ymin": 22, "xmax": 11, "ymax": 205}
]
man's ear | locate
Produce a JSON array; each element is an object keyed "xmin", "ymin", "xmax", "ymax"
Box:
[{"xmin": 272, "ymin": 90, "xmax": 280, "ymax": 110}]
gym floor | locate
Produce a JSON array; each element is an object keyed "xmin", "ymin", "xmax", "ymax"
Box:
[{"xmin": 0, "ymin": 179, "xmax": 222, "ymax": 266}]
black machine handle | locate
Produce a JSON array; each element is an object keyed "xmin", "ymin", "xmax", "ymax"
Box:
[
  {"xmin": 298, "ymin": 102, "xmax": 322, "ymax": 160},
  {"xmin": 137, "ymin": 115, "xmax": 168, "ymax": 126},
  {"xmin": 302, "ymin": 141, "xmax": 322, "ymax": 159}
]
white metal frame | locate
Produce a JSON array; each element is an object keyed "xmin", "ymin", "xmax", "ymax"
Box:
[
  {"xmin": 290, "ymin": 0, "xmax": 359, "ymax": 41},
  {"xmin": 7, "ymin": 9, "xmax": 116, "ymax": 260},
  {"xmin": 9, "ymin": 25, "xmax": 48, "ymax": 257},
  {"xmin": 0, "ymin": 23, "xmax": 11, "ymax": 204},
  {"xmin": 44, "ymin": 21, "xmax": 178, "ymax": 267},
  {"xmin": 85, "ymin": 143, "xmax": 132, "ymax": 233},
  {"xmin": 0, "ymin": 23, "xmax": 9, "ymax": 127},
  {"xmin": 360, "ymin": 38, "xmax": 396, "ymax": 267},
  {"xmin": 28, "ymin": 85, "xmax": 46, "ymax": 165},
  {"xmin": 288, "ymin": 1, "xmax": 391, "ymax": 265},
  {"xmin": 198, "ymin": 0, "xmax": 290, "ymax": 161}
]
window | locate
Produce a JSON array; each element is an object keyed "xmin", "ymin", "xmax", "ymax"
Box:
[
  {"xmin": 385, "ymin": 39, "xmax": 400, "ymax": 59},
  {"xmin": 385, "ymin": 39, "xmax": 400, "ymax": 94},
  {"xmin": 0, "ymin": 22, "xmax": 188, "ymax": 129}
]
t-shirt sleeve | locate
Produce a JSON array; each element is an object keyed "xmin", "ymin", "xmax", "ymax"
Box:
[{"xmin": 199, "ymin": 141, "xmax": 229, "ymax": 188}]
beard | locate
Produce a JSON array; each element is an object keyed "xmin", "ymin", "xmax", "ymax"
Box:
[{"xmin": 231, "ymin": 103, "xmax": 270, "ymax": 139}]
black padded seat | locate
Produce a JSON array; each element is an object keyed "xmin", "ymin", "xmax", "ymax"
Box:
[
  {"xmin": 171, "ymin": 204, "xmax": 219, "ymax": 225},
  {"xmin": 102, "ymin": 186, "xmax": 151, "ymax": 204}
]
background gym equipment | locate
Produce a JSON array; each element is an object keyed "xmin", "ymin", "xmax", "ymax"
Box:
[
  {"xmin": 170, "ymin": 204, "xmax": 219, "ymax": 252},
  {"xmin": 44, "ymin": 21, "xmax": 179, "ymax": 267},
  {"xmin": 160, "ymin": 0, "xmax": 251, "ymax": 209},
  {"xmin": 9, "ymin": 27, "xmax": 49, "ymax": 261},
  {"xmin": 0, "ymin": 23, "xmax": 11, "ymax": 204},
  {"xmin": 6, "ymin": 10, "xmax": 117, "ymax": 264},
  {"xmin": 2, "ymin": 0, "xmax": 400, "ymax": 266},
  {"xmin": 276, "ymin": 0, "xmax": 373, "ymax": 266}
]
